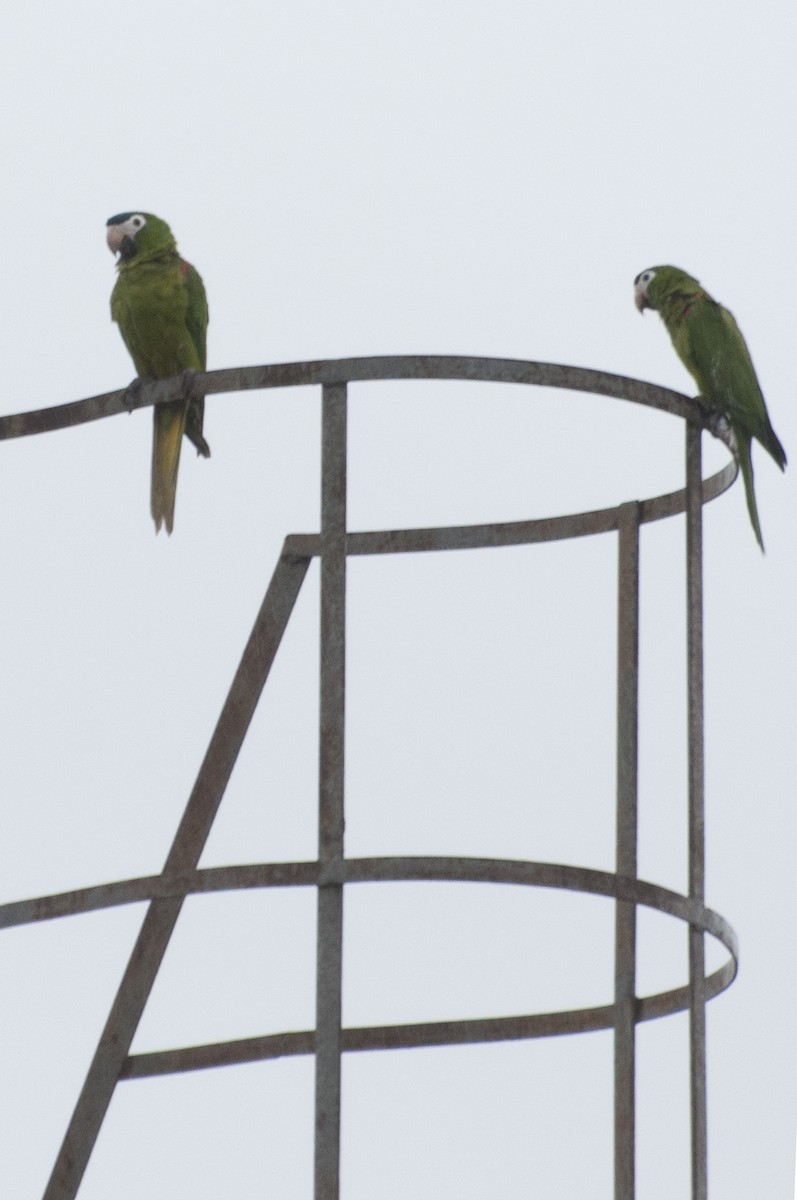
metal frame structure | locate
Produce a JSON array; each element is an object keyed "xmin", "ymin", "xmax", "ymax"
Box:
[{"xmin": 0, "ymin": 357, "xmax": 740, "ymax": 1200}]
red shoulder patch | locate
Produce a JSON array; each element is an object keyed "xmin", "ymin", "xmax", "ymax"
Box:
[{"xmin": 180, "ymin": 261, "xmax": 191, "ymax": 277}]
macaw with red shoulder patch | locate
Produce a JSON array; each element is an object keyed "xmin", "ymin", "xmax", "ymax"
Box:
[
  {"xmin": 634, "ymin": 265, "xmax": 785, "ymax": 551},
  {"xmin": 107, "ymin": 212, "xmax": 209, "ymax": 534}
]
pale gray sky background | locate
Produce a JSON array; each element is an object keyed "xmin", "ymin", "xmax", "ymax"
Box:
[{"xmin": 0, "ymin": 2, "xmax": 794, "ymax": 1197}]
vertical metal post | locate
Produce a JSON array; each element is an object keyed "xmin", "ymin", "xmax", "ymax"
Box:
[
  {"xmin": 314, "ymin": 383, "xmax": 347, "ymax": 1200},
  {"xmin": 614, "ymin": 502, "xmax": 640, "ymax": 1200},
  {"xmin": 686, "ymin": 424, "xmax": 707, "ymax": 1199}
]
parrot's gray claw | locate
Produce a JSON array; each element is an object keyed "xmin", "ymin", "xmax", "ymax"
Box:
[
  {"xmin": 121, "ymin": 377, "xmax": 142, "ymax": 413},
  {"xmin": 704, "ymin": 407, "xmax": 736, "ymax": 457},
  {"xmin": 707, "ymin": 411, "xmax": 731, "ymax": 440},
  {"xmin": 178, "ymin": 368, "xmax": 198, "ymax": 396},
  {"xmin": 695, "ymin": 399, "xmax": 731, "ymax": 442}
]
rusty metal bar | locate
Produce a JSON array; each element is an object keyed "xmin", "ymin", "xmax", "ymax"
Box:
[
  {"xmin": 281, "ymin": 456, "xmax": 737, "ymax": 563},
  {"xmin": 314, "ymin": 383, "xmax": 347, "ymax": 1200},
  {"xmin": 119, "ymin": 954, "xmax": 737, "ymax": 1078},
  {"xmin": 0, "ymin": 358, "xmax": 722, "ymax": 443},
  {"xmin": 614, "ymin": 502, "xmax": 640, "ymax": 1200},
  {"xmin": 686, "ymin": 424, "xmax": 707, "ymax": 1200},
  {"xmin": 113, "ymin": 858, "xmax": 737, "ymax": 1081},
  {"xmin": 0, "ymin": 857, "xmax": 739, "ymax": 958},
  {"xmin": 41, "ymin": 548, "xmax": 311, "ymax": 1200},
  {"xmin": 1, "ymin": 858, "xmax": 739, "ymax": 1074}
]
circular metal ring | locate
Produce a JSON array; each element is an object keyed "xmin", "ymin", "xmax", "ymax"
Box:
[
  {"xmin": 0, "ymin": 855, "xmax": 738, "ymax": 1078},
  {"xmin": 0, "ymin": 356, "xmax": 737, "ymax": 530}
]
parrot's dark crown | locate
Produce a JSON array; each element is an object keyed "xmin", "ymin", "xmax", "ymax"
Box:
[{"xmin": 107, "ymin": 212, "xmax": 141, "ymax": 226}]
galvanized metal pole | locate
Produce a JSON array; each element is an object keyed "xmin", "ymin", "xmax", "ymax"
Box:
[
  {"xmin": 614, "ymin": 501, "xmax": 640, "ymax": 1200},
  {"xmin": 314, "ymin": 383, "xmax": 347, "ymax": 1200},
  {"xmin": 686, "ymin": 423, "xmax": 707, "ymax": 1200}
]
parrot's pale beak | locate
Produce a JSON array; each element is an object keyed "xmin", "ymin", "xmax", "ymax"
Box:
[
  {"xmin": 634, "ymin": 288, "xmax": 649, "ymax": 314},
  {"xmin": 106, "ymin": 225, "xmax": 136, "ymax": 259},
  {"xmin": 106, "ymin": 224, "xmax": 125, "ymax": 255}
]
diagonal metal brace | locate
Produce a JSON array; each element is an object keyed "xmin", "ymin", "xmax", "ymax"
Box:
[{"xmin": 42, "ymin": 548, "xmax": 311, "ymax": 1200}]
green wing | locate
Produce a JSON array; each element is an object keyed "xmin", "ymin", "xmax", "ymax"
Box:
[
  {"xmin": 183, "ymin": 261, "xmax": 208, "ymax": 371},
  {"xmin": 682, "ymin": 297, "xmax": 785, "ymax": 468},
  {"xmin": 180, "ymin": 261, "xmax": 209, "ymax": 457}
]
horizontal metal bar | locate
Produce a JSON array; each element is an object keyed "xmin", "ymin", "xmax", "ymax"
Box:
[
  {"xmin": 119, "ymin": 945, "xmax": 736, "ymax": 1081},
  {"xmin": 0, "ymin": 356, "xmax": 733, "ymax": 444},
  {"xmin": 281, "ymin": 460, "xmax": 736, "ymax": 560},
  {"xmin": 0, "ymin": 862, "xmax": 318, "ymax": 929},
  {"xmin": 0, "ymin": 856, "xmax": 738, "ymax": 956}
]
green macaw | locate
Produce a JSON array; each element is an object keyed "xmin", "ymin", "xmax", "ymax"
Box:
[
  {"xmin": 634, "ymin": 265, "xmax": 786, "ymax": 551},
  {"xmin": 107, "ymin": 212, "xmax": 209, "ymax": 534}
]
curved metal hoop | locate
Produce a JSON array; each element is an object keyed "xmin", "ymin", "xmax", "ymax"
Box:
[
  {"xmin": 0, "ymin": 356, "xmax": 722, "ymax": 439},
  {"xmin": 0, "ymin": 856, "xmax": 738, "ymax": 1079},
  {"xmin": 0, "ymin": 356, "xmax": 737, "ymax": 544}
]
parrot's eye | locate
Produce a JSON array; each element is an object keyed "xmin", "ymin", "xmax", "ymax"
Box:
[
  {"xmin": 642, "ymin": 271, "xmax": 654, "ymax": 283},
  {"xmin": 129, "ymin": 214, "xmax": 146, "ymax": 231}
]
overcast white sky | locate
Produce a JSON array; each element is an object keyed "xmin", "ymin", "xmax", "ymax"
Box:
[{"xmin": 0, "ymin": 2, "xmax": 794, "ymax": 1197}]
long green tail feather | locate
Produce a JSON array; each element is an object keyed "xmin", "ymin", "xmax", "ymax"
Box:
[
  {"xmin": 151, "ymin": 401, "xmax": 187, "ymax": 535},
  {"xmin": 737, "ymin": 435, "xmax": 765, "ymax": 552}
]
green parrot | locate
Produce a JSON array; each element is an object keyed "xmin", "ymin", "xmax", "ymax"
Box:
[
  {"xmin": 634, "ymin": 265, "xmax": 785, "ymax": 551},
  {"xmin": 107, "ymin": 212, "xmax": 209, "ymax": 534}
]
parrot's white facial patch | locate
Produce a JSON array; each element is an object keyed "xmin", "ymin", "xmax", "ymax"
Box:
[
  {"xmin": 106, "ymin": 213, "xmax": 147, "ymax": 256},
  {"xmin": 634, "ymin": 268, "xmax": 656, "ymax": 313}
]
